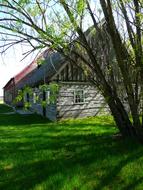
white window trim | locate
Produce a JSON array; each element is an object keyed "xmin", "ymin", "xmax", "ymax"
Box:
[
  {"xmin": 33, "ymin": 92, "xmax": 37, "ymax": 104},
  {"xmin": 73, "ymin": 89, "xmax": 85, "ymax": 104},
  {"xmin": 46, "ymin": 91, "xmax": 50, "ymax": 104},
  {"xmin": 23, "ymin": 93, "xmax": 27, "ymax": 102}
]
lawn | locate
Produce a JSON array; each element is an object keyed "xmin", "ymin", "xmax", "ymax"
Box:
[
  {"xmin": 0, "ymin": 104, "xmax": 143, "ymax": 190},
  {"xmin": 0, "ymin": 100, "xmax": 3, "ymax": 104},
  {"xmin": 0, "ymin": 103, "xmax": 12, "ymax": 113}
]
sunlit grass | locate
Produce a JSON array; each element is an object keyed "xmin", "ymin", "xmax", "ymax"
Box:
[
  {"xmin": 0, "ymin": 100, "xmax": 3, "ymax": 104},
  {"xmin": 0, "ymin": 104, "xmax": 143, "ymax": 190}
]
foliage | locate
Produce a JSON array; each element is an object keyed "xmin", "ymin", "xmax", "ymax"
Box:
[
  {"xmin": 41, "ymin": 100, "xmax": 47, "ymax": 108},
  {"xmin": 23, "ymin": 86, "xmax": 33, "ymax": 95},
  {"xmin": 40, "ymin": 82, "xmax": 59, "ymax": 105},
  {"xmin": 13, "ymin": 90, "xmax": 23, "ymax": 105},
  {"xmin": 49, "ymin": 82, "xmax": 59, "ymax": 104},
  {"xmin": 24, "ymin": 101, "xmax": 31, "ymax": 110},
  {"xmin": 0, "ymin": 103, "xmax": 13, "ymax": 113},
  {"xmin": 37, "ymin": 56, "xmax": 47, "ymax": 66},
  {"xmin": 13, "ymin": 83, "xmax": 59, "ymax": 109},
  {"xmin": 39, "ymin": 83, "xmax": 50, "ymax": 91},
  {"xmin": 13, "ymin": 86, "xmax": 33, "ymax": 109}
]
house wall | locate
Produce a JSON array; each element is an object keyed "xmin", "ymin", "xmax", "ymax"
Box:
[
  {"xmin": 46, "ymin": 105, "xmax": 57, "ymax": 121},
  {"xmin": 31, "ymin": 103, "xmax": 57, "ymax": 121},
  {"xmin": 26, "ymin": 83, "xmax": 109, "ymax": 121},
  {"xmin": 29, "ymin": 88, "xmax": 57, "ymax": 121},
  {"xmin": 28, "ymin": 88, "xmax": 43, "ymax": 115},
  {"xmin": 31, "ymin": 103, "xmax": 43, "ymax": 115},
  {"xmin": 57, "ymin": 82, "xmax": 110, "ymax": 119},
  {"xmin": 3, "ymin": 78, "xmax": 15, "ymax": 105},
  {"xmin": 4, "ymin": 86, "xmax": 16, "ymax": 105},
  {"xmin": 28, "ymin": 83, "xmax": 110, "ymax": 121},
  {"xmin": 4, "ymin": 89, "xmax": 13, "ymax": 104}
]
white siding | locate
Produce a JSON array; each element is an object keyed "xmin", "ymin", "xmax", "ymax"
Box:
[{"xmin": 57, "ymin": 83, "xmax": 110, "ymax": 119}]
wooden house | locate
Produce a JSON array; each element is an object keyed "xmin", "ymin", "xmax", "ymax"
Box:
[
  {"xmin": 12, "ymin": 50, "xmax": 110, "ymax": 120},
  {"xmin": 4, "ymin": 50, "xmax": 109, "ymax": 120},
  {"xmin": 4, "ymin": 24, "xmax": 112, "ymax": 120}
]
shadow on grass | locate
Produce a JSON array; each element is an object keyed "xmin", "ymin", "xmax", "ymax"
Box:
[
  {"xmin": 123, "ymin": 177, "xmax": 143, "ymax": 190},
  {"xmin": 0, "ymin": 104, "xmax": 49, "ymax": 126},
  {"xmin": 0, "ymin": 112, "xmax": 115, "ymax": 132},
  {"xmin": 0, "ymin": 114, "xmax": 50, "ymax": 126},
  {"xmin": 0, "ymin": 104, "xmax": 143, "ymax": 189},
  {"xmin": 0, "ymin": 129, "xmax": 143, "ymax": 190},
  {"xmin": 0, "ymin": 104, "xmax": 14, "ymax": 113}
]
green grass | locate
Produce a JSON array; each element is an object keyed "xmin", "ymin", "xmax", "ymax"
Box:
[
  {"xmin": 0, "ymin": 100, "xmax": 3, "ymax": 104},
  {"xmin": 0, "ymin": 103, "xmax": 13, "ymax": 113},
  {"xmin": 0, "ymin": 104, "xmax": 143, "ymax": 190}
]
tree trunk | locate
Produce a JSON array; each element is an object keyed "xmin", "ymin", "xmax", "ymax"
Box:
[{"xmin": 102, "ymin": 86, "xmax": 137, "ymax": 137}]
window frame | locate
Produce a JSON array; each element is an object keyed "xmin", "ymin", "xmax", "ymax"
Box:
[
  {"xmin": 45, "ymin": 90, "xmax": 50, "ymax": 104},
  {"xmin": 73, "ymin": 89, "xmax": 85, "ymax": 104},
  {"xmin": 33, "ymin": 92, "xmax": 37, "ymax": 104}
]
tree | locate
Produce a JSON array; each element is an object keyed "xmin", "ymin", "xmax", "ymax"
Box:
[
  {"xmin": 99, "ymin": 0, "xmax": 143, "ymax": 137},
  {"xmin": 0, "ymin": 0, "xmax": 142, "ymax": 139}
]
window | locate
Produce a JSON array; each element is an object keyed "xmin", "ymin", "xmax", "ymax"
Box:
[
  {"xmin": 24, "ymin": 93, "xmax": 29, "ymax": 102},
  {"xmin": 33, "ymin": 91, "xmax": 50, "ymax": 104},
  {"xmin": 74, "ymin": 90, "xmax": 85, "ymax": 104},
  {"xmin": 27, "ymin": 93, "xmax": 30, "ymax": 102}
]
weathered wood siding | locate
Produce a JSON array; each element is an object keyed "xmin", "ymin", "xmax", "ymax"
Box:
[
  {"xmin": 52, "ymin": 62, "xmax": 87, "ymax": 82},
  {"xmin": 31, "ymin": 104, "xmax": 57, "ymax": 121},
  {"xmin": 31, "ymin": 103, "xmax": 43, "ymax": 116},
  {"xmin": 46, "ymin": 105, "xmax": 57, "ymax": 121},
  {"xmin": 4, "ymin": 90, "xmax": 13, "ymax": 104},
  {"xmin": 57, "ymin": 83, "xmax": 110, "ymax": 119}
]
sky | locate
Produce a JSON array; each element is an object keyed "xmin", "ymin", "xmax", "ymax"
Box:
[{"xmin": 0, "ymin": 44, "xmax": 36, "ymax": 96}]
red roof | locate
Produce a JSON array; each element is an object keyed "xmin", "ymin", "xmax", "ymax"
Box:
[
  {"xmin": 3, "ymin": 78, "xmax": 14, "ymax": 90},
  {"xmin": 4, "ymin": 48, "xmax": 53, "ymax": 91},
  {"xmin": 14, "ymin": 60, "xmax": 37, "ymax": 84},
  {"xmin": 4, "ymin": 60, "xmax": 37, "ymax": 90},
  {"xmin": 13, "ymin": 49, "xmax": 53, "ymax": 85}
]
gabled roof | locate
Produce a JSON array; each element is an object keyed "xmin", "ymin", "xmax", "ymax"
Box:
[
  {"xmin": 16, "ymin": 51, "xmax": 65, "ymax": 89},
  {"xmin": 14, "ymin": 60, "xmax": 37, "ymax": 84},
  {"xmin": 4, "ymin": 50, "xmax": 65, "ymax": 90},
  {"xmin": 3, "ymin": 77, "xmax": 14, "ymax": 90},
  {"xmin": 3, "ymin": 60, "xmax": 37, "ymax": 90},
  {"xmin": 28, "ymin": 52, "xmax": 65, "ymax": 86}
]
